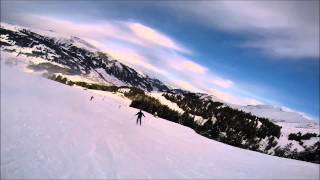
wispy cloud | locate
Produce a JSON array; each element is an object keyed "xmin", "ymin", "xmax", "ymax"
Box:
[
  {"xmin": 210, "ymin": 78, "xmax": 233, "ymax": 89},
  {"xmin": 22, "ymin": 15, "xmax": 190, "ymax": 54},
  {"xmin": 105, "ymin": 44, "xmax": 170, "ymax": 77},
  {"xmin": 168, "ymin": 57, "xmax": 208, "ymax": 75},
  {"xmin": 128, "ymin": 22, "xmax": 191, "ymax": 54},
  {"xmin": 166, "ymin": 1, "xmax": 319, "ymax": 59},
  {"xmin": 209, "ymin": 89, "xmax": 262, "ymax": 106},
  {"xmin": 175, "ymin": 80, "xmax": 202, "ymax": 93}
]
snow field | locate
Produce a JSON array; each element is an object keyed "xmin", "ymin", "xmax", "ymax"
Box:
[{"xmin": 1, "ymin": 61, "xmax": 319, "ymax": 179}]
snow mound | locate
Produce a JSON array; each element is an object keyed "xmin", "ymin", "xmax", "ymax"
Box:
[{"xmin": 1, "ymin": 63, "xmax": 319, "ymax": 179}]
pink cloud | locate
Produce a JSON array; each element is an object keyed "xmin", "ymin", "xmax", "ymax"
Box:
[
  {"xmin": 209, "ymin": 89, "xmax": 263, "ymax": 106},
  {"xmin": 128, "ymin": 22, "xmax": 191, "ymax": 54},
  {"xmin": 210, "ymin": 78, "xmax": 233, "ymax": 88},
  {"xmin": 168, "ymin": 57, "xmax": 208, "ymax": 75},
  {"xmin": 174, "ymin": 80, "xmax": 202, "ymax": 93},
  {"xmin": 84, "ymin": 39, "xmax": 170, "ymax": 77}
]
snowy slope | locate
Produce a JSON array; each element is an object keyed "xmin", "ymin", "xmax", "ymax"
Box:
[
  {"xmin": 1, "ymin": 59, "xmax": 319, "ymax": 179},
  {"xmin": 235, "ymin": 104, "xmax": 316, "ymax": 124},
  {"xmin": 276, "ymin": 122, "xmax": 320, "ymax": 152},
  {"xmin": 231, "ymin": 104, "xmax": 319, "ymax": 152}
]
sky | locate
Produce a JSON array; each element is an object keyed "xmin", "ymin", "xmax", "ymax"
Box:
[{"xmin": 1, "ymin": 1, "xmax": 319, "ymax": 120}]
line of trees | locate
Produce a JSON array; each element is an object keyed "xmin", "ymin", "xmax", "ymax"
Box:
[
  {"xmin": 163, "ymin": 92, "xmax": 281, "ymax": 151},
  {"xmin": 288, "ymin": 132, "xmax": 319, "ymax": 142},
  {"xmin": 273, "ymin": 141, "xmax": 320, "ymax": 164},
  {"xmin": 48, "ymin": 74, "xmax": 119, "ymax": 92},
  {"xmin": 162, "ymin": 92, "xmax": 320, "ymax": 163}
]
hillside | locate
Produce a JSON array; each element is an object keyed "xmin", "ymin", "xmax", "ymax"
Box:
[{"xmin": 1, "ymin": 56, "xmax": 319, "ymax": 179}]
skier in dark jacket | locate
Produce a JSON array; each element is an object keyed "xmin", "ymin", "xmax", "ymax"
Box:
[{"xmin": 135, "ymin": 109, "xmax": 145, "ymax": 126}]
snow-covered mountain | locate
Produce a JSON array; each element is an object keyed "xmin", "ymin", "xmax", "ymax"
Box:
[
  {"xmin": 235, "ymin": 104, "xmax": 316, "ymax": 124},
  {"xmin": 230, "ymin": 104, "xmax": 319, "ymax": 154},
  {"xmin": 0, "ymin": 23, "xmax": 169, "ymax": 91},
  {"xmin": 2, "ymin": 59, "xmax": 319, "ymax": 179}
]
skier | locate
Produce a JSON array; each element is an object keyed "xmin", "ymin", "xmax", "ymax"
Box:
[
  {"xmin": 90, "ymin": 96, "xmax": 94, "ymax": 101},
  {"xmin": 135, "ymin": 109, "xmax": 145, "ymax": 126}
]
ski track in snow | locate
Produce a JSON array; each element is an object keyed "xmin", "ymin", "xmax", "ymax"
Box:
[{"xmin": 1, "ymin": 62, "xmax": 319, "ymax": 179}]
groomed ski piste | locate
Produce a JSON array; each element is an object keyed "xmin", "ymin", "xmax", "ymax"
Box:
[{"xmin": 1, "ymin": 60, "xmax": 319, "ymax": 179}]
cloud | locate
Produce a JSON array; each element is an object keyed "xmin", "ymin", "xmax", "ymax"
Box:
[
  {"xmin": 22, "ymin": 15, "xmax": 118, "ymax": 39},
  {"xmin": 166, "ymin": 1, "xmax": 319, "ymax": 59},
  {"xmin": 168, "ymin": 57, "xmax": 208, "ymax": 75},
  {"xmin": 104, "ymin": 45, "xmax": 169, "ymax": 76},
  {"xmin": 209, "ymin": 89, "xmax": 263, "ymax": 106},
  {"xmin": 84, "ymin": 38, "xmax": 170, "ymax": 77},
  {"xmin": 175, "ymin": 80, "xmax": 202, "ymax": 93},
  {"xmin": 210, "ymin": 78, "xmax": 233, "ymax": 88},
  {"xmin": 20, "ymin": 15, "xmax": 190, "ymax": 54},
  {"xmin": 208, "ymin": 89, "xmax": 231, "ymax": 101},
  {"xmin": 128, "ymin": 22, "xmax": 190, "ymax": 54}
]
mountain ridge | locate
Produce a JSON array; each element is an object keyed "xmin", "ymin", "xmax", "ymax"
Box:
[
  {"xmin": 232, "ymin": 104, "xmax": 317, "ymax": 124},
  {"xmin": 0, "ymin": 23, "xmax": 169, "ymax": 92}
]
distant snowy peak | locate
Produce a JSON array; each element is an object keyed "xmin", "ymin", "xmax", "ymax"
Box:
[
  {"xmin": 236, "ymin": 104, "xmax": 316, "ymax": 124},
  {"xmin": 198, "ymin": 93, "xmax": 223, "ymax": 103},
  {"xmin": 249, "ymin": 104, "xmax": 283, "ymax": 111},
  {"xmin": 55, "ymin": 36, "xmax": 100, "ymax": 52}
]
